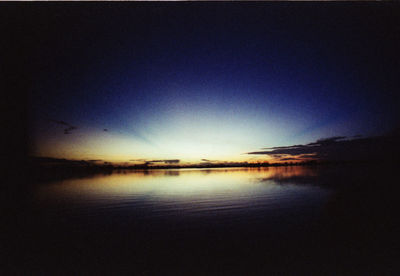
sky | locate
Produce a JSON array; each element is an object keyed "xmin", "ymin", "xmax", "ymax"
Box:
[{"xmin": 21, "ymin": 3, "xmax": 400, "ymax": 164}]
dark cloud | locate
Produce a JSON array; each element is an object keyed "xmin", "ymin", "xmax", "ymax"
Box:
[
  {"xmin": 201, "ymin": 159, "xmax": 219, "ymax": 163},
  {"xmin": 128, "ymin": 159, "xmax": 181, "ymax": 165},
  {"xmin": 248, "ymin": 132, "xmax": 400, "ymax": 162},
  {"xmin": 53, "ymin": 120, "xmax": 69, "ymax": 126},
  {"xmin": 274, "ymin": 153, "xmax": 317, "ymax": 162},
  {"xmin": 150, "ymin": 159, "xmax": 180, "ymax": 164},
  {"xmin": 279, "ymin": 157, "xmax": 301, "ymax": 161},
  {"xmin": 50, "ymin": 120, "xmax": 78, "ymax": 134},
  {"xmin": 262, "ymin": 145, "xmax": 304, "ymax": 150},
  {"xmin": 306, "ymin": 136, "xmax": 347, "ymax": 146},
  {"xmin": 126, "ymin": 159, "xmax": 181, "ymax": 166},
  {"xmin": 103, "ymin": 129, "xmax": 108, "ymax": 132},
  {"xmin": 300, "ymin": 154, "xmax": 318, "ymax": 158}
]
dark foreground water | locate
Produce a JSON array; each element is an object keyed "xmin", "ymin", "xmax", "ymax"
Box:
[{"xmin": 5, "ymin": 165, "xmax": 400, "ymax": 275}]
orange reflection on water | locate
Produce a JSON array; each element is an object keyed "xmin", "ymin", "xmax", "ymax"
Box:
[{"xmin": 36, "ymin": 166, "xmax": 319, "ymax": 204}]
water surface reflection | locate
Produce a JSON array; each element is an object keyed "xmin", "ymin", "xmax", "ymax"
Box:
[
  {"xmin": 35, "ymin": 167, "xmax": 330, "ymax": 227},
  {"xmin": 12, "ymin": 165, "xmax": 399, "ymax": 275}
]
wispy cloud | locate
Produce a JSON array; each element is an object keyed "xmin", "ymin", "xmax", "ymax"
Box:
[
  {"xmin": 50, "ymin": 120, "xmax": 78, "ymax": 134},
  {"xmin": 128, "ymin": 159, "xmax": 181, "ymax": 165},
  {"xmin": 150, "ymin": 159, "xmax": 180, "ymax": 164},
  {"xmin": 201, "ymin": 158, "xmax": 219, "ymax": 162},
  {"xmin": 279, "ymin": 157, "xmax": 303, "ymax": 161}
]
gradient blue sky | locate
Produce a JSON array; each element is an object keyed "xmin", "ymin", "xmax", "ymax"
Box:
[{"xmin": 27, "ymin": 3, "xmax": 400, "ymax": 163}]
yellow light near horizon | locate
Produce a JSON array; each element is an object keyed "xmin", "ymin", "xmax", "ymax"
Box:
[{"xmin": 32, "ymin": 117, "xmax": 277, "ymax": 164}]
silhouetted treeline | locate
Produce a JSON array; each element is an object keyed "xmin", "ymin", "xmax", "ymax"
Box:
[{"xmin": 28, "ymin": 155, "xmax": 400, "ymax": 183}]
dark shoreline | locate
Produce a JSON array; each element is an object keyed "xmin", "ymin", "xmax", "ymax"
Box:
[{"xmin": 29, "ymin": 156, "xmax": 397, "ymax": 182}]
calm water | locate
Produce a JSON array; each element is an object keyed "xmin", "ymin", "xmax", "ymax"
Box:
[
  {"xmin": 34, "ymin": 167, "xmax": 330, "ymax": 229},
  {"xmin": 8, "ymin": 165, "xmax": 400, "ymax": 275}
]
